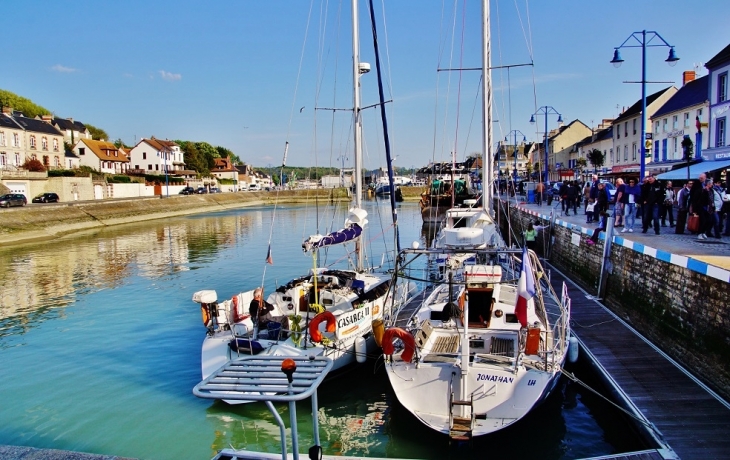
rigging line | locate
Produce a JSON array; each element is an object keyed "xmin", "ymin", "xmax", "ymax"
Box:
[
  {"xmin": 515, "ymin": 0, "xmax": 535, "ymax": 59},
  {"xmin": 264, "ymin": 0, "xmax": 317, "ymax": 287}
]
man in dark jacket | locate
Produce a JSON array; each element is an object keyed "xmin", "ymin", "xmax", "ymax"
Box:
[
  {"xmin": 689, "ymin": 172, "xmax": 707, "ymax": 235},
  {"xmin": 640, "ymin": 174, "xmax": 663, "ymax": 234},
  {"xmin": 559, "ymin": 182, "xmax": 569, "ymax": 214}
]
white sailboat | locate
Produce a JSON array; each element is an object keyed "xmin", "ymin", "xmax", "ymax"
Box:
[
  {"xmin": 192, "ymin": 0, "xmax": 413, "ymax": 404},
  {"xmin": 379, "ymin": 0, "xmax": 572, "ymax": 439}
]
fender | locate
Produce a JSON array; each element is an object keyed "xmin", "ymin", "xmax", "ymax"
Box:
[
  {"xmin": 201, "ymin": 305, "xmax": 211, "ymax": 327},
  {"xmin": 309, "ymin": 311, "xmax": 337, "ymax": 343},
  {"xmin": 381, "ymin": 327, "xmax": 416, "ymax": 363}
]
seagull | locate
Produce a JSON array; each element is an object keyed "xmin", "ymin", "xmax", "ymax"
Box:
[{"xmin": 300, "ymin": 106, "xmax": 305, "ymax": 113}]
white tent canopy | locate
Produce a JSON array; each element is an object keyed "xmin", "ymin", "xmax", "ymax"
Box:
[{"xmin": 655, "ymin": 159, "xmax": 730, "ymax": 181}]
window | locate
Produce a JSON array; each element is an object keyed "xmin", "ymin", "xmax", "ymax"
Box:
[
  {"xmin": 54, "ymin": 156, "xmax": 60, "ymax": 167},
  {"xmin": 15, "ymin": 153, "xmax": 20, "ymax": 165},
  {"xmin": 624, "ymin": 145, "xmax": 628, "ymax": 161},
  {"xmin": 53, "ymin": 139, "xmax": 59, "ymax": 151},
  {"xmin": 663, "ymin": 119, "xmax": 668, "ymax": 132},
  {"xmin": 633, "ymin": 119, "xmax": 637, "ymax": 135},
  {"xmin": 30, "ymin": 135, "xmax": 36, "ymax": 149},
  {"xmin": 148, "ymin": 164, "xmax": 152, "ymax": 170},
  {"xmin": 684, "ymin": 113, "xmax": 690, "ymax": 128},
  {"xmin": 79, "ymin": 148, "xmax": 85, "ymax": 155},
  {"xmin": 673, "ymin": 137, "xmax": 678, "ymax": 157},
  {"xmin": 719, "ymin": 72, "xmax": 728, "ymax": 103},
  {"xmin": 672, "ymin": 115, "xmax": 678, "ymax": 130},
  {"xmin": 697, "ymin": 108, "xmax": 703, "ymax": 122},
  {"xmin": 13, "ymin": 133, "xmax": 19, "ymax": 147},
  {"xmin": 609, "ymin": 148, "xmax": 614, "ymax": 164},
  {"xmin": 716, "ymin": 117, "xmax": 726, "ymax": 147},
  {"xmin": 41, "ymin": 137, "xmax": 48, "ymax": 150},
  {"xmin": 155, "ymin": 164, "xmax": 159, "ymax": 171},
  {"xmin": 632, "ymin": 142, "xmax": 637, "ymax": 160},
  {"xmin": 624, "ymin": 122, "xmax": 628, "ymax": 137},
  {"xmin": 654, "ymin": 121, "xmax": 660, "ymax": 134},
  {"xmin": 135, "ymin": 164, "xmax": 139, "ymax": 169},
  {"xmin": 0, "ymin": 153, "xmax": 5, "ymax": 166},
  {"xmin": 142, "ymin": 152, "xmax": 147, "ymax": 160},
  {"xmin": 42, "ymin": 155, "xmax": 49, "ymax": 167},
  {"xmin": 0, "ymin": 131, "xmax": 4, "ymax": 146}
]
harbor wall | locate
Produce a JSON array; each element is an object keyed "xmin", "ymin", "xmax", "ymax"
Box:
[
  {"xmin": 0, "ymin": 188, "xmax": 350, "ymax": 246},
  {"xmin": 497, "ymin": 201, "xmax": 730, "ymax": 402}
]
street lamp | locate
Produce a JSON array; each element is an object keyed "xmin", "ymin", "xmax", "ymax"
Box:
[
  {"xmin": 530, "ymin": 107, "xmax": 563, "ymax": 183},
  {"xmin": 505, "ymin": 130, "xmax": 527, "ymax": 182},
  {"xmin": 610, "ymin": 30, "xmax": 679, "ymax": 180}
]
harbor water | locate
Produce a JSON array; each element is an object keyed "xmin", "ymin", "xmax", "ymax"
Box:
[{"xmin": 0, "ymin": 200, "xmax": 648, "ymax": 459}]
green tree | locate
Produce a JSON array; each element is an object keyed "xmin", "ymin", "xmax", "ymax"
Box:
[
  {"xmin": 586, "ymin": 149, "xmax": 604, "ymax": 174},
  {"xmin": 85, "ymin": 124, "xmax": 109, "ymax": 141},
  {"xmin": 0, "ymin": 89, "xmax": 51, "ymax": 118}
]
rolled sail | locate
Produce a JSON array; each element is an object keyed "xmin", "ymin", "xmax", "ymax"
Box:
[{"xmin": 303, "ymin": 224, "xmax": 362, "ymax": 252}]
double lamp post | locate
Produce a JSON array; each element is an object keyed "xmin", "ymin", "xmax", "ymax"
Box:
[{"xmin": 530, "ymin": 107, "xmax": 562, "ymax": 183}]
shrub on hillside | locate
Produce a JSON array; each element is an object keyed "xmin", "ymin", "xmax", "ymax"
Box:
[{"xmin": 22, "ymin": 158, "xmax": 46, "ymax": 172}]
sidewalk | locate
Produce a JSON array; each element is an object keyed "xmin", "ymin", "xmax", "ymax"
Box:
[{"xmin": 501, "ymin": 193, "xmax": 730, "ymax": 276}]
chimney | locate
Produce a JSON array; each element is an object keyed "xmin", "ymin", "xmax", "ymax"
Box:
[
  {"xmin": 68, "ymin": 117, "xmax": 74, "ymax": 124},
  {"xmin": 2, "ymin": 107, "xmax": 12, "ymax": 115},
  {"xmin": 682, "ymin": 70, "xmax": 696, "ymax": 86},
  {"xmin": 41, "ymin": 114, "xmax": 52, "ymax": 123}
]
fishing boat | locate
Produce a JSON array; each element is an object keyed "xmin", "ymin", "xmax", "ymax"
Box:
[
  {"xmin": 192, "ymin": 0, "xmax": 413, "ymax": 404},
  {"xmin": 419, "ymin": 163, "xmax": 480, "ymax": 224},
  {"xmin": 379, "ymin": 0, "xmax": 572, "ymax": 440}
]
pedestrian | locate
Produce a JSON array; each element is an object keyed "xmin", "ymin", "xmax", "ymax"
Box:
[
  {"xmin": 559, "ymin": 181, "xmax": 570, "ymax": 214},
  {"xmin": 675, "ymin": 181, "xmax": 692, "ymax": 234},
  {"xmin": 614, "ymin": 178, "xmax": 626, "ymax": 227},
  {"xmin": 640, "ymin": 174, "xmax": 662, "ymax": 234},
  {"xmin": 567, "ymin": 181, "xmax": 579, "ymax": 215},
  {"xmin": 622, "ymin": 178, "xmax": 641, "ymax": 233},
  {"xmin": 589, "ymin": 175, "xmax": 599, "ymax": 221},
  {"xmin": 585, "ymin": 211, "xmax": 608, "ymax": 245},
  {"xmin": 660, "ymin": 181, "xmax": 675, "ymax": 227},
  {"xmin": 585, "ymin": 198, "xmax": 596, "ymax": 223},
  {"xmin": 596, "ymin": 182, "xmax": 609, "ymax": 217},
  {"xmin": 709, "ymin": 181, "xmax": 724, "ymax": 238},
  {"xmin": 535, "ymin": 181, "xmax": 545, "ymax": 206},
  {"xmin": 583, "ymin": 182, "xmax": 591, "ymax": 214},
  {"xmin": 689, "ymin": 172, "xmax": 707, "ymax": 235}
]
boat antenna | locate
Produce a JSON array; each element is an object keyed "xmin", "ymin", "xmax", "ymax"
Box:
[{"xmin": 367, "ymin": 0, "xmax": 400, "ymax": 253}]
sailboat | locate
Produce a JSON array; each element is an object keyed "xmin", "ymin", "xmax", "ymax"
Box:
[
  {"xmin": 379, "ymin": 0, "xmax": 572, "ymax": 439},
  {"xmin": 192, "ymin": 0, "xmax": 413, "ymax": 404}
]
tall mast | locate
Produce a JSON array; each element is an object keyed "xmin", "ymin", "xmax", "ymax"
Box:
[
  {"xmin": 352, "ymin": 0, "xmax": 365, "ymax": 270},
  {"xmin": 481, "ymin": 0, "xmax": 492, "ymax": 212}
]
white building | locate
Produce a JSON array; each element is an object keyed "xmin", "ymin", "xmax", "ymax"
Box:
[
  {"xmin": 72, "ymin": 139, "xmax": 129, "ymax": 174},
  {"xmin": 704, "ymin": 43, "xmax": 730, "ymax": 163},
  {"xmin": 128, "ymin": 137, "xmax": 182, "ymax": 175}
]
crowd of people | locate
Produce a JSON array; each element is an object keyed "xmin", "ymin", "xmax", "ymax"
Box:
[{"xmin": 513, "ymin": 171, "xmax": 730, "ymax": 244}]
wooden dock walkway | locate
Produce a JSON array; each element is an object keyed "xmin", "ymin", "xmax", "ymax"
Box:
[{"xmin": 546, "ymin": 263, "xmax": 730, "ymax": 460}]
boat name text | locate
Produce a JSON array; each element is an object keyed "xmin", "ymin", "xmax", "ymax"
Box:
[{"xmin": 476, "ymin": 373, "xmax": 514, "ymax": 384}]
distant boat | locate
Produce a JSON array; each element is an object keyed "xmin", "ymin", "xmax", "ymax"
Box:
[{"xmin": 374, "ymin": 175, "xmax": 411, "ymax": 195}]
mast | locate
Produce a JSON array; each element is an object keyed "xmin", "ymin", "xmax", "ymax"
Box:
[
  {"xmin": 352, "ymin": 0, "xmax": 365, "ymax": 270},
  {"xmin": 481, "ymin": 0, "xmax": 492, "ymax": 213}
]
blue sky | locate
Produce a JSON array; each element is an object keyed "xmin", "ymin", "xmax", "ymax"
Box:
[{"xmin": 2, "ymin": 1, "xmax": 728, "ymax": 172}]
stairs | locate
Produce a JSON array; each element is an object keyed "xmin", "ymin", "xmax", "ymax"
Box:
[{"xmin": 449, "ymin": 395, "xmax": 474, "ymax": 441}]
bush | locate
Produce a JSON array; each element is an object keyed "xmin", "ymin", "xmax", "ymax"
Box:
[
  {"xmin": 108, "ymin": 175, "xmax": 132, "ymax": 183},
  {"xmin": 23, "ymin": 158, "xmax": 46, "ymax": 172},
  {"xmin": 48, "ymin": 169, "xmax": 77, "ymax": 177}
]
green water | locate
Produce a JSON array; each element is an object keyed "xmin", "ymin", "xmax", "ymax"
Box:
[{"xmin": 0, "ymin": 201, "xmax": 645, "ymax": 459}]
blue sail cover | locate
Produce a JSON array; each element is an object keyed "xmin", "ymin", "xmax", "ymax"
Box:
[{"xmin": 302, "ymin": 224, "xmax": 362, "ymax": 252}]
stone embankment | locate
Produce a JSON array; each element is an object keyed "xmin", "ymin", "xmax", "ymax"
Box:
[
  {"xmin": 0, "ymin": 188, "xmax": 357, "ymax": 246},
  {"xmin": 498, "ymin": 200, "xmax": 730, "ymax": 402}
]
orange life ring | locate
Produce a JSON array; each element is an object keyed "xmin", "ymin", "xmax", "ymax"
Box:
[
  {"xmin": 309, "ymin": 311, "xmax": 337, "ymax": 343},
  {"xmin": 381, "ymin": 327, "xmax": 416, "ymax": 363},
  {"xmin": 201, "ymin": 305, "xmax": 211, "ymax": 326}
]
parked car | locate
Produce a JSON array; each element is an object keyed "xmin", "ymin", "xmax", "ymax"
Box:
[
  {"xmin": 31, "ymin": 192, "xmax": 60, "ymax": 203},
  {"xmin": 0, "ymin": 193, "xmax": 27, "ymax": 207},
  {"xmin": 209, "ymin": 187, "xmax": 221, "ymax": 193},
  {"xmin": 179, "ymin": 186, "xmax": 195, "ymax": 195},
  {"xmin": 195, "ymin": 187, "xmax": 208, "ymax": 194}
]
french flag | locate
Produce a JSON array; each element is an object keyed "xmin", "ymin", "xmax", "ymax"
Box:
[
  {"xmin": 265, "ymin": 244, "xmax": 273, "ymax": 265},
  {"xmin": 515, "ymin": 247, "xmax": 536, "ymax": 327}
]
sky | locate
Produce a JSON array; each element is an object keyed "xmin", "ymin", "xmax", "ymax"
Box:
[{"xmin": 2, "ymin": 0, "xmax": 728, "ymax": 173}]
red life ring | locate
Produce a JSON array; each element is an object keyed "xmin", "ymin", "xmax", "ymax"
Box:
[
  {"xmin": 309, "ymin": 311, "xmax": 337, "ymax": 343},
  {"xmin": 201, "ymin": 305, "xmax": 211, "ymax": 326},
  {"xmin": 231, "ymin": 295, "xmax": 240, "ymax": 322},
  {"xmin": 382, "ymin": 327, "xmax": 416, "ymax": 363}
]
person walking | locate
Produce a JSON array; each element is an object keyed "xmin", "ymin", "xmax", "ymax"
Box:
[
  {"xmin": 640, "ymin": 174, "xmax": 662, "ymax": 234},
  {"xmin": 589, "ymin": 175, "xmax": 599, "ymax": 221},
  {"xmin": 559, "ymin": 182, "xmax": 569, "ymax": 215},
  {"xmin": 596, "ymin": 182, "xmax": 609, "ymax": 217},
  {"xmin": 535, "ymin": 181, "xmax": 545, "ymax": 206},
  {"xmin": 660, "ymin": 181, "xmax": 675, "ymax": 227},
  {"xmin": 622, "ymin": 178, "xmax": 641, "ymax": 233},
  {"xmin": 567, "ymin": 181, "xmax": 579, "ymax": 216},
  {"xmin": 689, "ymin": 172, "xmax": 707, "ymax": 235},
  {"xmin": 676, "ymin": 181, "xmax": 692, "ymax": 234},
  {"xmin": 583, "ymin": 181, "xmax": 591, "ymax": 214},
  {"xmin": 697, "ymin": 179, "xmax": 716, "ymax": 240},
  {"xmin": 613, "ymin": 178, "xmax": 626, "ymax": 227}
]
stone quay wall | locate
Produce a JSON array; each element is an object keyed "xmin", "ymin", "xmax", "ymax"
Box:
[
  {"xmin": 498, "ymin": 201, "xmax": 730, "ymax": 401},
  {"xmin": 0, "ymin": 188, "xmax": 350, "ymax": 246}
]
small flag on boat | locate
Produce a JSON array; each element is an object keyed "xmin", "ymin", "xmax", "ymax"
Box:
[
  {"xmin": 266, "ymin": 244, "xmax": 273, "ymax": 265},
  {"xmin": 515, "ymin": 246, "xmax": 536, "ymax": 328}
]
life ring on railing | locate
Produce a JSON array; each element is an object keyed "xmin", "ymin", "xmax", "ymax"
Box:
[
  {"xmin": 308, "ymin": 311, "xmax": 336, "ymax": 343},
  {"xmin": 201, "ymin": 305, "xmax": 211, "ymax": 326},
  {"xmin": 381, "ymin": 327, "xmax": 416, "ymax": 363}
]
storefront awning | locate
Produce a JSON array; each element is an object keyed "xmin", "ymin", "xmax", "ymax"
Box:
[{"xmin": 655, "ymin": 159, "xmax": 730, "ymax": 180}]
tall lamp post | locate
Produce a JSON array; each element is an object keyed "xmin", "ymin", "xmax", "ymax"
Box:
[
  {"xmin": 505, "ymin": 130, "xmax": 526, "ymax": 181},
  {"xmin": 610, "ymin": 30, "xmax": 679, "ymax": 180},
  {"xmin": 530, "ymin": 107, "xmax": 562, "ymax": 183}
]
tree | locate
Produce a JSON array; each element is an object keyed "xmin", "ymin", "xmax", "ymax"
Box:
[
  {"xmin": 586, "ymin": 149, "xmax": 604, "ymax": 174},
  {"xmin": 681, "ymin": 135, "xmax": 694, "ymax": 161},
  {"xmin": 85, "ymin": 124, "xmax": 109, "ymax": 141},
  {"xmin": 0, "ymin": 89, "xmax": 51, "ymax": 118},
  {"xmin": 525, "ymin": 161, "xmax": 533, "ymax": 179},
  {"xmin": 23, "ymin": 158, "xmax": 46, "ymax": 172}
]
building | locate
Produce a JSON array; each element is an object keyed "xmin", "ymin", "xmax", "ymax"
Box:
[
  {"xmin": 72, "ymin": 139, "xmax": 130, "ymax": 174},
  {"xmin": 48, "ymin": 117, "xmax": 91, "ymax": 145},
  {"xmin": 704, "ymin": 43, "xmax": 730, "ymax": 163},
  {"xmin": 611, "ymin": 86, "xmax": 677, "ymax": 177},
  {"xmin": 128, "ymin": 137, "xmax": 183, "ymax": 176},
  {"xmin": 0, "ymin": 108, "xmax": 65, "ymax": 170},
  {"xmin": 0, "ymin": 111, "xmax": 27, "ymax": 169},
  {"xmin": 546, "ymin": 119, "xmax": 592, "ymax": 182},
  {"xmin": 650, "ymin": 72, "xmax": 709, "ymax": 170},
  {"xmin": 575, "ymin": 125, "xmax": 614, "ymax": 181}
]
